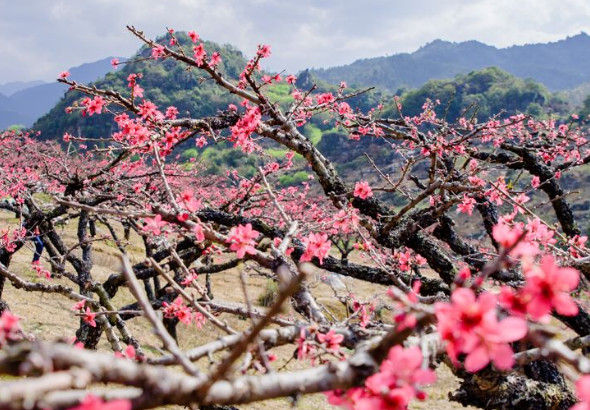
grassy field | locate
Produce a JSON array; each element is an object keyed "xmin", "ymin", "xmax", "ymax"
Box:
[{"xmin": 0, "ymin": 210, "xmax": 476, "ymax": 409}]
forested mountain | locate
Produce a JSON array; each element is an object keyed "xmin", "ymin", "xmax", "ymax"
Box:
[
  {"xmin": 34, "ymin": 34, "xmax": 247, "ymax": 140},
  {"xmin": 314, "ymin": 67, "xmax": 570, "ymax": 172},
  {"xmin": 0, "ymin": 57, "xmax": 123, "ymax": 129},
  {"xmin": 311, "ymin": 33, "xmax": 590, "ymax": 92},
  {"xmin": 31, "ymin": 32, "xmax": 579, "ymax": 163},
  {"xmin": 386, "ymin": 67, "xmax": 568, "ymax": 120},
  {"xmin": 18, "ymin": 32, "xmax": 590, "ymax": 136},
  {"xmin": 34, "ymin": 55, "xmax": 567, "ymax": 142}
]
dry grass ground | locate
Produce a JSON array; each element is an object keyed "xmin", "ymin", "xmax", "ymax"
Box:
[{"xmin": 0, "ymin": 210, "xmax": 475, "ymax": 409}]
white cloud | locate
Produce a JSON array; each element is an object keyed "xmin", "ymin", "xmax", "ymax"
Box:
[{"xmin": 0, "ymin": 0, "xmax": 589, "ymax": 83}]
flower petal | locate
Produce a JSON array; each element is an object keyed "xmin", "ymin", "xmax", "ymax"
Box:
[
  {"xmin": 553, "ymin": 293, "xmax": 579, "ymax": 317},
  {"xmin": 464, "ymin": 346, "xmax": 490, "ymax": 373},
  {"xmin": 497, "ymin": 317, "xmax": 528, "ymax": 342}
]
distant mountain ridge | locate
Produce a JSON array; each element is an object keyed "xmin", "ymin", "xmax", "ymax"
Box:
[
  {"xmin": 33, "ymin": 32, "xmax": 579, "ymax": 142},
  {"xmin": 310, "ymin": 33, "xmax": 590, "ymax": 92},
  {"xmin": 0, "ymin": 57, "xmax": 125, "ymax": 129},
  {"xmin": 0, "ymin": 80, "xmax": 46, "ymax": 97},
  {"xmin": 27, "ymin": 32, "xmax": 577, "ymax": 178}
]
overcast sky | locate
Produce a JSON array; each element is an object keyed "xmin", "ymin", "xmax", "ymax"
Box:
[{"xmin": 1, "ymin": 0, "xmax": 590, "ymax": 83}]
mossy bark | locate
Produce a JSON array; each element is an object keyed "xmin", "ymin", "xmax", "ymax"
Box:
[{"xmin": 451, "ymin": 365, "xmax": 576, "ymax": 409}]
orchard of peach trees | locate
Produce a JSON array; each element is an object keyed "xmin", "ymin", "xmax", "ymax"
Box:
[{"xmin": 0, "ymin": 25, "xmax": 589, "ymax": 410}]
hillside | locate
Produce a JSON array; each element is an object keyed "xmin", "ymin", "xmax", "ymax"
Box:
[
  {"xmin": 34, "ymin": 32, "xmax": 588, "ymax": 142},
  {"xmin": 34, "ymin": 34, "xmax": 248, "ymax": 140},
  {"xmin": 311, "ymin": 33, "xmax": 590, "ymax": 92},
  {"xmin": 29, "ymin": 33, "xmax": 575, "ymax": 187},
  {"xmin": 314, "ymin": 67, "xmax": 570, "ymax": 177},
  {"xmin": 390, "ymin": 66, "xmax": 568, "ymax": 120},
  {"xmin": 33, "ymin": 38, "xmax": 571, "ymax": 180}
]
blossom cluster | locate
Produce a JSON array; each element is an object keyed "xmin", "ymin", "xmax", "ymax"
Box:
[
  {"xmin": 162, "ymin": 296, "xmax": 205, "ymax": 328},
  {"xmin": 326, "ymin": 346, "xmax": 435, "ymax": 410}
]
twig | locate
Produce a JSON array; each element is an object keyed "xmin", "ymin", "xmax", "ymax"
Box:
[
  {"xmin": 198, "ymin": 265, "xmax": 305, "ymax": 395},
  {"xmin": 120, "ymin": 254, "xmax": 200, "ymax": 376},
  {"xmin": 239, "ymin": 270, "xmax": 273, "ymax": 373},
  {"xmin": 150, "ymin": 258, "xmax": 237, "ymax": 335},
  {"xmin": 259, "ymin": 166, "xmax": 291, "ymax": 224}
]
